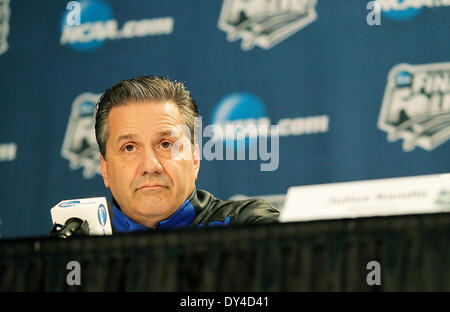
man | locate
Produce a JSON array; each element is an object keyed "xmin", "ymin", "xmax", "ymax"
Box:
[{"xmin": 95, "ymin": 75, "xmax": 279, "ymax": 233}]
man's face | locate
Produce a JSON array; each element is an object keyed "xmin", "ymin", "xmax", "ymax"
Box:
[{"xmin": 100, "ymin": 101, "xmax": 200, "ymax": 228}]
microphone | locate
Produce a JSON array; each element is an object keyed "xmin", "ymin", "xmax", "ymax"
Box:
[
  {"xmin": 50, "ymin": 217, "xmax": 90, "ymax": 238},
  {"xmin": 50, "ymin": 197, "xmax": 113, "ymax": 237}
]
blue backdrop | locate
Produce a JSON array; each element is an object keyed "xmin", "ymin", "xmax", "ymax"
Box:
[{"xmin": 1, "ymin": 0, "xmax": 449, "ymax": 238}]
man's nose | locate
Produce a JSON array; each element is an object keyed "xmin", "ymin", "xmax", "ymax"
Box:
[{"xmin": 140, "ymin": 147, "xmax": 163, "ymax": 176}]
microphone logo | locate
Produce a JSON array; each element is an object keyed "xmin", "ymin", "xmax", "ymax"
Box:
[
  {"xmin": 97, "ymin": 204, "xmax": 107, "ymax": 229},
  {"xmin": 59, "ymin": 200, "xmax": 81, "ymax": 207}
]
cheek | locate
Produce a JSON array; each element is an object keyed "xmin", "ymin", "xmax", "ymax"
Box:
[
  {"xmin": 180, "ymin": 161, "xmax": 196, "ymax": 186},
  {"xmin": 164, "ymin": 160, "xmax": 194, "ymax": 186},
  {"xmin": 108, "ymin": 161, "xmax": 135, "ymax": 189}
]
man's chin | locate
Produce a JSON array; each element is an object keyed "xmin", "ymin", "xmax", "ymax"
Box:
[{"xmin": 134, "ymin": 202, "xmax": 173, "ymax": 219}]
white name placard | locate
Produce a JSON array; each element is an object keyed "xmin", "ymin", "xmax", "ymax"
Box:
[{"xmin": 280, "ymin": 173, "xmax": 450, "ymax": 222}]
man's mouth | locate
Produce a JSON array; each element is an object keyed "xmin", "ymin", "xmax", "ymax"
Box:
[{"xmin": 136, "ymin": 185, "xmax": 167, "ymax": 191}]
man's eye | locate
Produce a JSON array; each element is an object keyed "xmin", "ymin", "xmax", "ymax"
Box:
[
  {"xmin": 160, "ymin": 141, "xmax": 172, "ymax": 149},
  {"xmin": 123, "ymin": 144, "xmax": 135, "ymax": 152}
]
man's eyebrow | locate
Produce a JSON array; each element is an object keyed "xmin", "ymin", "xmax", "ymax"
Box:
[
  {"xmin": 155, "ymin": 129, "xmax": 179, "ymax": 138},
  {"xmin": 115, "ymin": 134, "xmax": 137, "ymax": 143},
  {"xmin": 115, "ymin": 130, "xmax": 180, "ymax": 143}
]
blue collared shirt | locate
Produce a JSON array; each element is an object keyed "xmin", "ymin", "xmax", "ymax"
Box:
[{"xmin": 112, "ymin": 199, "xmax": 197, "ymax": 233}]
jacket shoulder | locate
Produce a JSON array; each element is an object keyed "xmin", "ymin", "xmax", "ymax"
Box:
[
  {"xmin": 193, "ymin": 190, "xmax": 280, "ymax": 226},
  {"xmin": 225, "ymin": 197, "xmax": 280, "ymax": 225}
]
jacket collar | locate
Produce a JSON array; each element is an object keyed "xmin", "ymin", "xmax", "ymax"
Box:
[{"xmin": 111, "ymin": 189, "xmax": 197, "ymax": 233}]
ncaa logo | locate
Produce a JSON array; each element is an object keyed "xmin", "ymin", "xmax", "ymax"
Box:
[
  {"xmin": 60, "ymin": 0, "xmax": 113, "ymax": 51},
  {"xmin": 210, "ymin": 92, "xmax": 329, "ymax": 144},
  {"xmin": 60, "ymin": 0, "xmax": 174, "ymax": 52},
  {"xmin": 211, "ymin": 92, "xmax": 268, "ymax": 149},
  {"xmin": 375, "ymin": 0, "xmax": 450, "ymax": 21},
  {"xmin": 378, "ymin": 62, "xmax": 450, "ymax": 152},
  {"xmin": 0, "ymin": 0, "xmax": 10, "ymax": 56},
  {"xmin": 218, "ymin": 0, "xmax": 317, "ymax": 51},
  {"xmin": 61, "ymin": 93, "xmax": 102, "ymax": 178}
]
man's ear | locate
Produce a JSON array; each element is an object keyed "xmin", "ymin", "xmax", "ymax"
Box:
[
  {"xmin": 193, "ymin": 144, "xmax": 200, "ymax": 180},
  {"xmin": 100, "ymin": 154, "xmax": 110, "ymax": 188}
]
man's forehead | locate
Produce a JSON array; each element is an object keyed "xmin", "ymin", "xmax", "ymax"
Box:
[
  {"xmin": 108, "ymin": 101, "xmax": 182, "ymax": 128},
  {"xmin": 110, "ymin": 100, "xmax": 181, "ymax": 117}
]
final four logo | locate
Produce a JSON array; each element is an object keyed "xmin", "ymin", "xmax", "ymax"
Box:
[
  {"xmin": 61, "ymin": 93, "xmax": 102, "ymax": 179},
  {"xmin": 0, "ymin": 0, "xmax": 10, "ymax": 56},
  {"xmin": 218, "ymin": 0, "xmax": 317, "ymax": 51},
  {"xmin": 378, "ymin": 62, "xmax": 450, "ymax": 152}
]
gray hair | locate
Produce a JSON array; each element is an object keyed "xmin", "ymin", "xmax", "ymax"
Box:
[{"xmin": 95, "ymin": 76, "xmax": 199, "ymax": 159}]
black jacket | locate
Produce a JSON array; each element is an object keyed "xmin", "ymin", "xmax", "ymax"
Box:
[{"xmin": 111, "ymin": 188, "xmax": 280, "ymax": 233}]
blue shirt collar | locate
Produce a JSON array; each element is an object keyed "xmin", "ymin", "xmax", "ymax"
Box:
[{"xmin": 112, "ymin": 198, "xmax": 196, "ymax": 233}]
